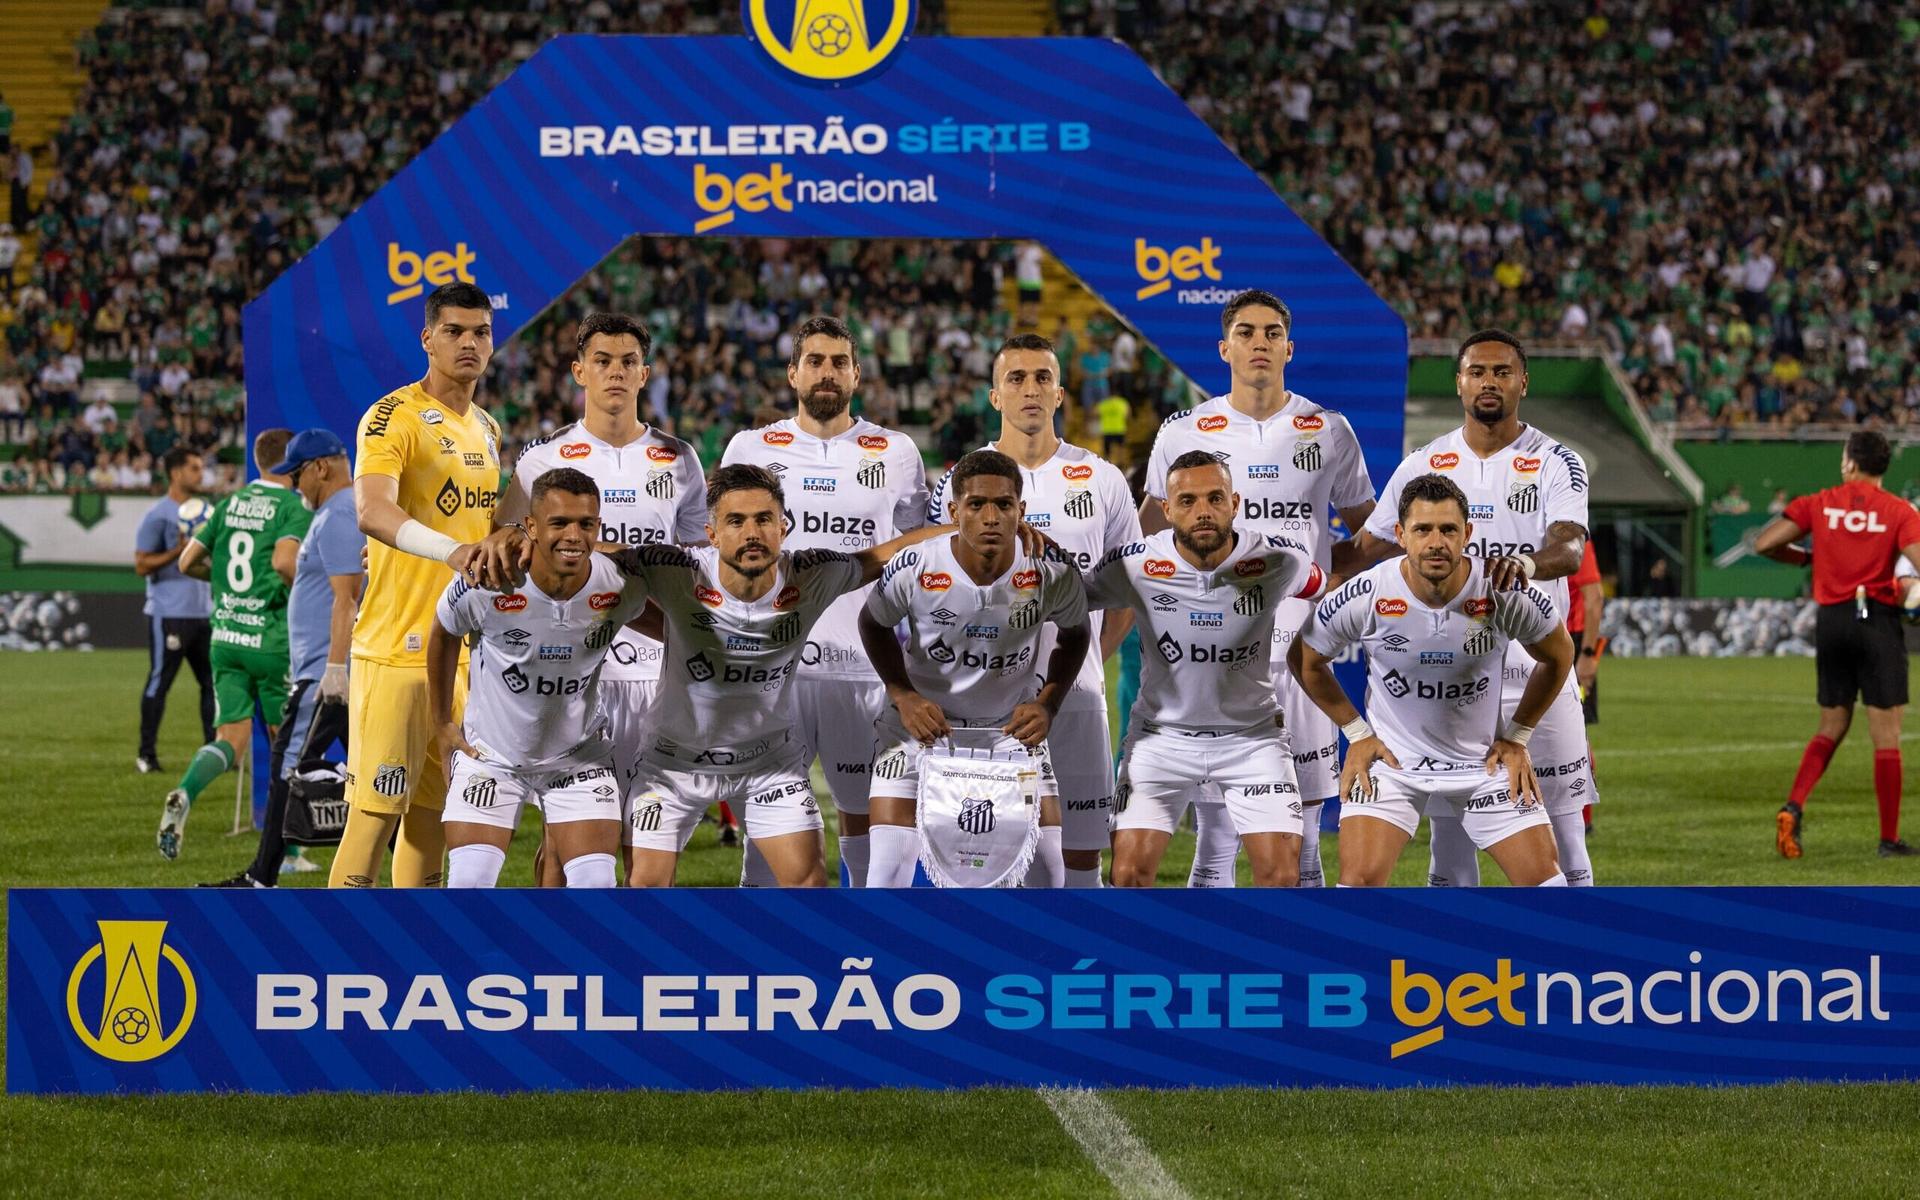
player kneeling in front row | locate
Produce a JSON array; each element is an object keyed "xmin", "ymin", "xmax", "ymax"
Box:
[
  {"xmin": 1088, "ymin": 451, "xmax": 1328, "ymax": 887},
  {"xmin": 1290, "ymin": 473, "xmax": 1573, "ymax": 886},
  {"xmin": 429, "ymin": 468, "xmax": 648, "ymax": 888},
  {"xmin": 859, "ymin": 450, "xmax": 1092, "ymax": 887}
]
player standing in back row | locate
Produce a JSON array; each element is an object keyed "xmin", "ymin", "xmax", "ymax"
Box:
[
  {"xmin": 722, "ymin": 316, "xmax": 929, "ymax": 887},
  {"xmin": 1754, "ymin": 430, "xmax": 1920, "ymax": 858},
  {"xmin": 925, "ymin": 334, "xmax": 1140, "ymax": 887},
  {"xmin": 1141, "ymin": 289, "xmax": 1374, "ymax": 888},
  {"xmin": 1349, "ymin": 329, "xmax": 1597, "ymax": 886}
]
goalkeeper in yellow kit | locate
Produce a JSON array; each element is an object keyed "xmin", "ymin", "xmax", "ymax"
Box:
[{"xmin": 329, "ymin": 281, "xmax": 505, "ymax": 887}]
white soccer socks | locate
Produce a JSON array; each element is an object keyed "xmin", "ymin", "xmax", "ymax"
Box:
[
  {"xmin": 1537, "ymin": 871, "xmax": 1569, "ymax": 887},
  {"xmin": 447, "ymin": 844, "xmax": 506, "ymax": 888},
  {"xmin": 561, "ymin": 852, "xmax": 616, "ymax": 889},
  {"xmin": 1064, "ymin": 866, "xmax": 1103, "ymax": 888},
  {"xmin": 1549, "ymin": 810, "xmax": 1594, "ymax": 886},
  {"xmin": 739, "ymin": 837, "xmax": 777, "ymax": 888},
  {"xmin": 866, "ymin": 824, "xmax": 919, "ymax": 888},
  {"xmin": 1297, "ymin": 809, "xmax": 1326, "ymax": 888},
  {"xmin": 1024, "ymin": 825, "xmax": 1065, "ymax": 888},
  {"xmin": 1187, "ymin": 803, "xmax": 1239, "ymax": 888},
  {"xmin": 1426, "ymin": 812, "xmax": 1482, "ymax": 887},
  {"xmin": 838, "ymin": 833, "xmax": 871, "ymax": 889}
]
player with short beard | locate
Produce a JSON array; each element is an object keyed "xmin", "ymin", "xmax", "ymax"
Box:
[
  {"xmin": 1292, "ymin": 473, "xmax": 1573, "ymax": 886},
  {"xmin": 721, "ymin": 316, "xmax": 930, "ymax": 887},
  {"xmin": 924, "ymin": 334, "xmax": 1139, "ymax": 887}
]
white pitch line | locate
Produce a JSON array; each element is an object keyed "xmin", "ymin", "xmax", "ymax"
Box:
[
  {"xmin": 1038, "ymin": 1086, "xmax": 1193, "ymax": 1200},
  {"xmin": 1616, "ymin": 730, "xmax": 1920, "ymax": 758}
]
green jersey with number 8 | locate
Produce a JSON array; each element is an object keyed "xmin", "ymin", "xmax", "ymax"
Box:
[{"xmin": 193, "ymin": 480, "xmax": 311, "ymax": 656}]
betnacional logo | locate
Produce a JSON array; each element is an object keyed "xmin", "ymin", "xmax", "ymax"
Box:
[
  {"xmin": 1011, "ymin": 569, "xmax": 1040, "ymax": 590},
  {"xmin": 1196, "ymin": 415, "xmax": 1230, "ymax": 433},
  {"xmin": 742, "ymin": 0, "xmax": 916, "ymax": 85},
  {"xmin": 493, "ymin": 594, "xmax": 528, "ymax": 612},
  {"xmin": 1135, "ymin": 236, "xmax": 1224, "ymax": 302},
  {"xmin": 695, "ymin": 584, "xmax": 726, "ymax": 608},
  {"xmin": 645, "ymin": 445, "xmax": 678, "ymax": 464},
  {"xmin": 919, "ymin": 572, "xmax": 953, "ymax": 591},
  {"xmin": 1292, "ymin": 414, "xmax": 1325, "ymax": 432},
  {"xmin": 66, "ymin": 920, "xmax": 196, "ymax": 1063},
  {"xmin": 773, "ymin": 584, "xmax": 802, "ymax": 610},
  {"xmin": 588, "ymin": 591, "xmax": 621, "ymax": 611},
  {"xmin": 1375, "ymin": 598, "xmax": 1409, "ymax": 617},
  {"xmin": 763, "ymin": 429, "xmax": 796, "ymax": 446},
  {"xmin": 559, "ymin": 443, "xmax": 591, "ymax": 460},
  {"xmin": 1429, "ymin": 452, "xmax": 1460, "ymax": 470},
  {"xmin": 1144, "ymin": 559, "xmax": 1178, "ymax": 579},
  {"xmin": 858, "ymin": 434, "xmax": 890, "ymax": 452},
  {"xmin": 1062, "ymin": 463, "xmax": 1094, "ymax": 482},
  {"xmin": 386, "ymin": 242, "xmax": 507, "ymax": 310},
  {"xmin": 1512, "ymin": 456, "xmax": 1542, "ymax": 474}
]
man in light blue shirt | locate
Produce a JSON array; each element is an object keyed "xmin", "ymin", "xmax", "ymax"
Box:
[
  {"xmin": 205, "ymin": 429, "xmax": 365, "ymax": 888},
  {"xmin": 134, "ymin": 446, "xmax": 213, "ymax": 773}
]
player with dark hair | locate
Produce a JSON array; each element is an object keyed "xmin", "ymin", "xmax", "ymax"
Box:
[
  {"xmin": 134, "ymin": 446, "xmax": 214, "ymax": 773},
  {"xmin": 500, "ymin": 310, "xmax": 708, "ymax": 863},
  {"xmin": 1349, "ymin": 328, "xmax": 1597, "ymax": 886},
  {"xmin": 1142, "ymin": 288, "xmax": 1374, "ymax": 888},
  {"xmin": 721, "ymin": 315, "xmax": 929, "ymax": 887},
  {"xmin": 862, "ymin": 450, "xmax": 1091, "ymax": 887},
  {"xmin": 430, "ymin": 468, "xmax": 648, "ymax": 889},
  {"xmin": 156, "ymin": 428, "xmax": 308, "ymax": 859},
  {"xmin": 1292, "ymin": 474, "xmax": 1573, "ymax": 886},
  {"xmin": 923, "ymin": 333, "xmax": 1140, "ymax": 886},
  {"xmin": 331, "ymin": 280, "xmax": 505, "ymax": 888},
  {"xmin": 1754, "ymin": 430, "xmax": 1920, "ymax": 857}
]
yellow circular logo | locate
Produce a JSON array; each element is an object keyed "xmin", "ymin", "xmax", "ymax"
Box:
[
  {"xmin": 66, "ymin": 920, "xmax": 197, "ymax": 1063},
  {"xmin": 743, "ymin": 0, "xmax": 915, "ymax": 84}
]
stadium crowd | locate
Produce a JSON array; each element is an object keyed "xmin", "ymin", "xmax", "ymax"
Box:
[{"xmin": 5, "ymin": 0, "xmax": 1919, "ymax": 497}]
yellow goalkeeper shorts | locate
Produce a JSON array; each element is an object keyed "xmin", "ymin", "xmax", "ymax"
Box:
[{"xmin": 344, "ymin": 657, "xmax": 467, "ymax": 816}]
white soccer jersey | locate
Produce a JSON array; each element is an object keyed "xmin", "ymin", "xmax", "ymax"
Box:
[
  {"xmin": 435, "ymin": 554, "xmax": 651, "ymax": 771},
  {"xmin": 1363, "ymin": 424, "xmax": 1590, "ymax": 619},
  {"xmin": 1145, "ymin": 392, "xmax": 1372, "ymax": 573},
  {"xmin": 501, "ymin": 421, "xmax": 707, "ymax": 683},
  {"xmin": 614, "ymin": 543, "xmax": 866, "ymax": 773},
  {"xmin": 927, "ymin": 441, "xmax": 1140, "ymax": 704},
  {"xmin": 1084, "ymin": 530, "xmax": 1323, "ymax": 733},
  {"xmin": 721, "ymin": 417, "xmax": 928, "ymax": 681},
  {"xmin": 1300, "ymin": 557, "xmax": 1560, "ymax": 767},
  {"xmin": 865, "ymin": 535, "xmax": 1089, "ymax": 721}
]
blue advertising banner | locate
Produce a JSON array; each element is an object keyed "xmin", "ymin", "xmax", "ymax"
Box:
[{"xmin": 12, "ymin": 888, "xmax": 1915, "ymax": 1094}]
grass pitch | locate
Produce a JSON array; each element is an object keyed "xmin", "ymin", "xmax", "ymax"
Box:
[{"xmin": 4, "ymin": 651, "xmax": 1919, "ymax": 1196}]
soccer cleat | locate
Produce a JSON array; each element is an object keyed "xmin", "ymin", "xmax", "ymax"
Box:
[
  {"xmin": 135, "ymin": 754, "xmax": 163, "ymax": 775},
  {"xmin": 157, "ymin": 789, "xmax": 189, "ymax": 860},
  {"xmin": 1775, "ymin": 804, "xmax": 1803, "ymax": 859},
  {"xmin": 1879, "ymin": 839, "xmax": 1917, "ymax": 857},
  {"xmin": 281, "ymin": 849, "xmax": 322, "ymax": 874},
  {"xmin": 198, "ymin": 871, "xmax": 269, "ymax": 888}
]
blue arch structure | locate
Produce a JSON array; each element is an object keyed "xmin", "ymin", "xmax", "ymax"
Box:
[{"xmin": 242, "ymin": 35, "xmax": 1404, "ymax": 470}]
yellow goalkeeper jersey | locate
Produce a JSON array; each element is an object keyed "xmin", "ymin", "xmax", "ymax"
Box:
[{"xmin": 351, "ymin": 381, "xmax": 503, "ymax": 667}]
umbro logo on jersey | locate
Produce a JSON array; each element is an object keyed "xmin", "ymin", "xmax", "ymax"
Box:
[
  {"xmin": 503, "ymin": 664, "xmax": 530, "ymax": 694},
  {"xmin": 437, "ymin": 436, "xmax": 456, "ymax": 453},
  {"xmin": 1508, "ymin": 483, "xmax": 1539, "ymax": 513},
  {"xmin": 686, "ymin": 652, "xmax": 716, "ymax": 682},
  {"xmin": 763, "ymin": 430, "xmax": 795, "ymax": 446},
  {"xmin": 1512, "ymin": 455, "xmax": 1542, "ymax": 474},
  {"xmin": 1380, "ymin": 632, "xmax": 1410, "ymax": 651},
  {"xmin": 1063, "ymin": 489, "xmax": 1094, "ymax": 520},
  {"xmin": 1150, "ymin": 593, "xmax": 1178, "ymax": 610},
  {"xmin": 373, "ymin": 763, "xmax": 408, "ymax": 797},
  {"xmin": 588, "ymin": 591, "xmax": 621, "ymax": 611},
  {"xmin": 1292, "ymin": 441, "xmax": 1323, "ymax": 472},
  {"xmin": 931, "ymin": 606, "xmax": 958, "ymax": 624},
  {"xmin": 1062, "ymin": 463, "xmax": 1094, "ymax": 482},
  {"xmin": 560, "ymin": 443, "xmax": 591, "ymax": 460},
  {"xmin": 494, "ymin": 594, "xmax": 529, "ymax": 613},
  {"xmin": 1429, "ymin": 452, "xmax": 1460, "ymax": 470},
  {"xmin": 503, "ymin": 627, "xmax": 530, "ymax": 646},
  {"xmin": 1157, "ymin": 632, "xmax": 1184, "ymax": 664},
  {"xmin": 928, "ymin": 637, "xmax": 957, "ymax": 664},
  {"xmin": 462, "ymin": 776, "xmax": 498, "ymax": 809},
  {"xmin": 646, "ymin": 445, "xmax": 678, "ymax": 463},
  {"xmin": 1234, "ymin": 585, "xmax": 1266, "ymax": 616},
  {"xmin": 1464, "ymin": 626, "xmax": 1495, "ymax": 657},
  {"xmin": 1196, "ymin": 415, "xmax": 1229, "ymax": 432},
  {"xmin": 646, "ymin": 471, "xmax": 675, "ymax": 500},
  {"xmin": 1292, "ymin": 414, "xmax": 1325, "ymax": 432},
  {"xmin": 691, "ymin": 612, "xmax": 718, "ymax": 628},
  {"xmin": 1144, "ymin": 559, "xmax": 1177, "ymax": 579},
  {"xmin": 857, "ymin": 460, "xmax": 886, "ymax": 489}
]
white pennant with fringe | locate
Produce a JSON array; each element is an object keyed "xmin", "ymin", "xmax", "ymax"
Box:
[{"xmin": 916, "ymin": 737, "xmax": 1040, "ymax": 888}]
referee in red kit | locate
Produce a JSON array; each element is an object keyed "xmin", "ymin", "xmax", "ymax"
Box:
[{"xmin": 1754, "ymin": 431, "xmax": 1920, "ymax": 859}]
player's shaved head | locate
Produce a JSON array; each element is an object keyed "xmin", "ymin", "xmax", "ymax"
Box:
[
  {"xmin": 253, "ymin": 428, "xmax": 293, "ymax": 477},
  {"xmin": 992, "ymin": 333, "xmax": 1058, "ymax": 384}
]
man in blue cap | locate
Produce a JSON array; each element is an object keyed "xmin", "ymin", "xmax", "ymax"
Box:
[{"xmin": 204, "ymin": 429, "xmax": 365, "ymax": 887}]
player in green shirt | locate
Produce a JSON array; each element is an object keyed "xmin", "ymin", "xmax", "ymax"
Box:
[{"xmin": 156, "ymin": 429, "xmax": 311, "ymax": 860}]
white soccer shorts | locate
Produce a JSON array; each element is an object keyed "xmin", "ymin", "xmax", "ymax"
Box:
[
  {"xmin": 1115, "ymin": 721, "xmax": 1303, "ymax": 838},
  {"xmin": 625, "ymin": 746, "xmax": 821, "ymax": 851},
  {"xmin": 868, "ymin": 714, "xmax": 1057, "ymax": 804},
  {"xmin": 1044, "ymin": 702, "xmax": 1114, "ymax": 851},
  {"xmin": 602, "ymin": 678, "xmax": 660, "ymax": 790},
  {"xmin": 1275, "ymin": 666, "xmax": 1340, "ymax": 803},
  {"xmin": 1499, "ymin": 644, "xmax": 1596, "ymax": 817},
  {"xmin": 442, "ymin": 749, "xmax": 624, "ymax": 832},
  {"xmin": 1350, "ymin": 762, "xmax": 1550, "ymax": 848},
  {"xmin": 793, "ymin": 677, "xmax": 885, "ymax": 815}
]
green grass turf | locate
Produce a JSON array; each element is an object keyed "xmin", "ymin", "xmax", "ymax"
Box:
[{"xmin": 5, "ymin": 650, "xmax": 1919, "ymax": 1195}]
